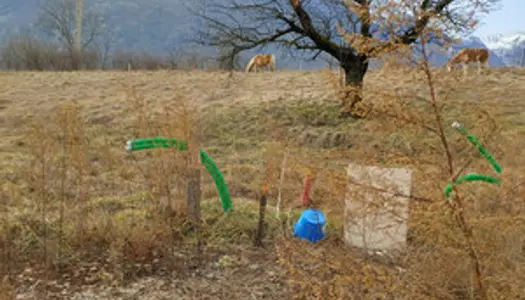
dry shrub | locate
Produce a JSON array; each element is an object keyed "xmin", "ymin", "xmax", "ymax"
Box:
[
  {"xmin": 270, "ymin": 1, "xmax": 525, "ymax": 300},
  {"xmin": 0, "ymin": 78, "xmax": 210, "ymax": 289},
  {"xmin": 123, "ymin": 83, "xmax": 202, "ymax": 217},
  {"xmin": 273, "ymin": 74, "xmax": 524, "ymax": 298}
]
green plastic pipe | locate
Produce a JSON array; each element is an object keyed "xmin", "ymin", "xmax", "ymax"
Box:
[
  {"xmin": 126, "ymin": 137, "xmax": 188, "ymax": 152},
  {"xmin": 444, "ymin": 173, "xmax": 501, "ymax": 198},
  {"xmin": 445, "ymin": 122, "xmax": 503, "ymax": 199},
  {"xmin": 125, "ymin": 137, "xmax": 232, "ymax": 213},
  {"xmin": 200, "ymin": 150, "xmax": 233, "ymax": 213},
  {"xmin": 451, "ymin": 121, "xmax": 502, "ymax": 174}
]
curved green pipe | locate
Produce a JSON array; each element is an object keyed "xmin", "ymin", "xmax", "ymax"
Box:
[
  {"xmin": 445, "ymin": 122, "xmax": 503, "ymax": 200},
  {"xmin": 444, "ymin": 173, "xmax": 501, "ymax": 199},
  {"xmin": 200, "ymin": 150, "xmax": 233, "ymax": 213},
  {"xmin": 125, "ymin": 137, "xmax": 232, "ymax": 213},
  {"xmin": 451, "ymin": 121, "xmax": 502, "ymax": 174}
]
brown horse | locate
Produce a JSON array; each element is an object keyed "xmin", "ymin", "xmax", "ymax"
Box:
[
  {"xmin": 245, "ymin": 54, "xmax": 276, "ymax": 72},
  {"xmin": 446, "ymin": 48, "xmax": 490, "ymax": 76}
]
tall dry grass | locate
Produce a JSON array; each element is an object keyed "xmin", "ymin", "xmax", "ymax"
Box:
[
  {"xmin": 0, "ymin": 80, "xmax": 214, "ymax": 297},
  {"xmin": 0, "ymin": 68, "xmax": 523, "ymax": 299}
]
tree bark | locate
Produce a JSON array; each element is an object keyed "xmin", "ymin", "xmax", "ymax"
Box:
[
  {"xmin": 187, "ymin": 168, "xmax": 202, "ymax": 223},
  {"xmin": 340, "ymin": 55, "xmax": 368, "ymax": 118},
  {"xmin": 254, "ymin": 191, "xmax": 267, "ymax": 248},
  {"xmin": 187, "ymin": 166, "xmax": 202, "ymax": 255},
  {"xmin": 187, "ymin": 115, "xmax": 202, "ymax": 224}
]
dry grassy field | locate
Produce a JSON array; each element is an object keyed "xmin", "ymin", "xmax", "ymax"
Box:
[{"xmin": 1, "ymin": 67, "xmax": 525, "ymax": 299}]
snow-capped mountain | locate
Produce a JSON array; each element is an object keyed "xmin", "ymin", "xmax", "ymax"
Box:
[{"xmin": 482, "ymin": 32, "xmax": 525, "ymax": 66}]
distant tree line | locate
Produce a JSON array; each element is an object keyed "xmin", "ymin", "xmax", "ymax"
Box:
[
  {"xmin": 0, "ymin": 33, "xmax": 226, "ymax": 71},
  {"xmin": 0, "ymin": 29, "xmax": 230, "ymax": 71},
  {"xmin": 0, "ymin": 0, "xmax": 236, "ymax": 71}
]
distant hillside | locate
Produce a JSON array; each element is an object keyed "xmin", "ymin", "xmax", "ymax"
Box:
[
  {"xmin": 0, "ymin": 0, "xmax": 513, "ymax": 69},
  {"xmin": 0, "ymin": 0, "xmax": 194, "ymax": 53}
]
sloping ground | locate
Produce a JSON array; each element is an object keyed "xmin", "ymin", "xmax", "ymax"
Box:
[
  {"xmin": 2, "ymin": 68, "xmax": 525, "ymax": 236},
  {"xmin": 2, "ymin": 67, "xmax": 525, "ymax": 158},
  {"xmin": 2, "ymin": 68, "xmax": 525, "ymax": 197},
  {"xmin": 1, "ymin": 68, "xmax": 525, "ymax": 299},
  {"xmin": 1, "ymin": 68, "xmax": 524, "ymax": 128}
]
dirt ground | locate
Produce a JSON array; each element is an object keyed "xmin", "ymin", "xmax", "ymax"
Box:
[{"xmin": 11, "ymin": 245, "xmax": 288, "ymax": 300}]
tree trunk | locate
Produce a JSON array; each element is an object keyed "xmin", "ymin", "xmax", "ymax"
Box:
[
  {"xmin": 187, "ymin": 167, "xmax": 202, "ymax": 255},
  {"xmin": 186, "ymin": 120, "xmax": 202, "ymax": 255},
  {"xmin": 253, "ymin": 191, "xmax": 267, "ymax": 248},
  {"xmin": 187, "ymin": 168, "xmax": 201, "ymax": 223},
  {"xmin": 340, "ymin": 56, "xmax": 368, "ymax": 118}
]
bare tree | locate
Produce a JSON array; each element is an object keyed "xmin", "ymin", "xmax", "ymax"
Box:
[
  {"xmin": 0, "ymin": 29, "xmax": 55, "ymax": 70},
  {"xmin": 191, "ymin": 0, "xmax": 499, "ymax": 117},
  {"xmin": 37, "ymin": 0, "xmax": 105, "ymax": 70}
]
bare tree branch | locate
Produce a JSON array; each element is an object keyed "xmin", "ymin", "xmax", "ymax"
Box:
[
  {"xmin": 192, "ymin": 0, "xmax": 496, "ymax": 65},
  {"xmin": 190, "ymin": 0, "xmax": 500, "ymax": 116}
]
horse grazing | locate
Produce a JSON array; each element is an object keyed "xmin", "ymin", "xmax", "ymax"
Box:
[
  {"xmin": 245, "ymin": 54, "xmax": 276, "ymax": 73},
  {"xmin": 446, "ymin": 48, "xmax": 490, "ymax": 76}
]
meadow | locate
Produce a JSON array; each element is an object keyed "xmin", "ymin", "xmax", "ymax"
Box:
[{"xmin": 1, "ymin": 66, "xmax": 525, "ymax": 299}]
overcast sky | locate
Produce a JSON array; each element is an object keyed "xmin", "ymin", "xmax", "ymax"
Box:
[{"xmin": 474, "ymin": 0, "xmax": 525, "ymax": 37}]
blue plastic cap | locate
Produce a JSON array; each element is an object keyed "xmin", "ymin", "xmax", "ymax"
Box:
[
  {"xmin": 294, "ymin": 209, "xmax": 327, "ymax": 243},
  {"xmin": 302, "ymin": 209, "xmax": 326, "ymax": 224}
]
